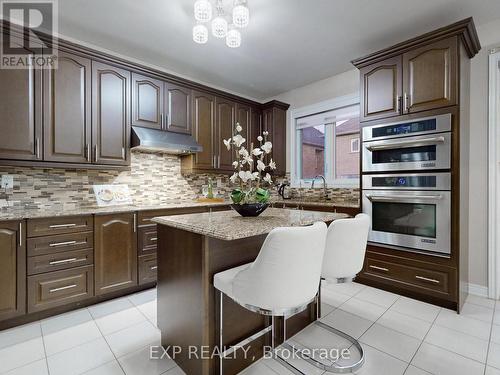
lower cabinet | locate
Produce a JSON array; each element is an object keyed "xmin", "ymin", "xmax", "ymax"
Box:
[
  {"xmin": 0, "ymin": 221, "xmax": 26, "ymax": 322},
  {"xmin": 94, "ymin": 213, "xmax": 138, "ymax": 296},
  {"xmin": 138, "ymin": 254, "xmax": 157, "ymax": 285},
  {"xmin": 27, "ymin": 265, "xmax": 94, "ymax": 313}
]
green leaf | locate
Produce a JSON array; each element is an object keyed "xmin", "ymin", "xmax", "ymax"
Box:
[
  {"xmin": 255, "ymin": 188, "xmax": 270, "ymax": 203},
  {"xmin": 230, "ymin": 189, "xmax": 245, "ymax": 204}
]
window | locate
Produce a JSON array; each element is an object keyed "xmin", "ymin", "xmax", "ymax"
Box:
[
  {"xmin": 293, "ymin": 103, "xmax": 360, "ymax": 187},
  {"xmin": 350, "ymin": 138, "xmax": 360, "ymax": 153}
]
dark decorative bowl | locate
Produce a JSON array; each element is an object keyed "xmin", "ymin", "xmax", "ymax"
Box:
[{"xmin": 231, "ymin": 203, "xmax": 269, "ymax": 217}]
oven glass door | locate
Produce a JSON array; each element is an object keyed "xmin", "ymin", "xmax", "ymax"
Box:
[
  {"xmin": 363, "ymin": 190, "xmax": 451, "ymax": 254},
  {"xmin": 362, "ymin": 132, "xmax": 451, "ymax": 172}
]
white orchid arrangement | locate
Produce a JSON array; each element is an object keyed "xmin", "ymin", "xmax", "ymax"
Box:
[{"xmin": 223, "ymin": 123, "xmax": 277, "ymax": 205}]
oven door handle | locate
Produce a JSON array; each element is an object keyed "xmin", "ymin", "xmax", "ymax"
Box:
[
  {"xmin": 365, "ymin": 194, "xmax": 443, "ymax": 202},
  {"xmin": 365, "ymin": 136, "xmax": 446, "ymax": 151}
]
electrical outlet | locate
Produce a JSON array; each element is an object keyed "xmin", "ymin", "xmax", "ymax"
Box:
[
  {"xmin": 1, "ymin": 175, "xmax": 14, "ymax": 189},
  {"xmin": 216, "ymin": 178, "xmax": 222, "ymax": 187}
]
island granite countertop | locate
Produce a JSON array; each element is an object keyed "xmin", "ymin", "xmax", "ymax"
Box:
[{"xmin": 152, "ymin": 207, "xmax": 348, "ymax": 241}]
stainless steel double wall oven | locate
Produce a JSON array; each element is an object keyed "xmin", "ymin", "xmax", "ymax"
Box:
[{"xmin": 362, "ymin": 113, "xmax": 452, "ymax": 255}]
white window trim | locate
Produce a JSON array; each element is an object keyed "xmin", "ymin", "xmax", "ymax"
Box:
[
  {"xmin": 488, "ymin": 49, "xmax": 500, "ymax": 300},
  {"xmin": 350, "ymin": 138, "xmax": 360, "ymax": 153},
  {"xmin": 289, "ymin": 93, "xmax": 360, "ymax": 189}
]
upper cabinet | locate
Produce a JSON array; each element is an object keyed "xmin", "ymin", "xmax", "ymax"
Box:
[
  {"xmin": 262, "ymin": 102, "xmax": 288, "ymax": 176},
  {"xmin": 0, "ymin": 38, "xmax": 42, "ymax": 161},
  {"xmin": 131, "ymin": 73, "xmax": 163, "ymax": 130},
  {"xmin": 92, "ymin": 61, "xmax": 131, "ymax": 166},
  {"xmin": 216, "ymin": 97, "xmax": 236, "ymax": 171},
  {"xmin": 43, "ymin": 52, "xmax": 92, "ymax": 164},
  {"xmin": 249, "ymin": 108, "xmax": 262, "ymax": 151},
  {"xmin": 402, "ymin": 37, "xmax": 457, "ymax": 114},
  {"xmin": 165, "ymin": 82, "xmax": 191, "ymax": 134},
  {"xmin": 132, "ymin": 74, "xmax": 192, "ymax": 134},
  {"xmin": 353, "ymin": 25, "xmax": 473, "ymax": 123},
  {"xmin": 186, "ymin": 90, "xmax": 216, "ymax": 171},
  {"xmin": 360, "ymin": 56, "xmax": 402, "ymax": 122},
  {"xmin": 236, "ymin": 103, "xmax": 251, "ymax": 142}
]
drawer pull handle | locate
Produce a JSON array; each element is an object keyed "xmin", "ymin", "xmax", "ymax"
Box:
[
  {"xmin": 49, "ymin": 284, "xmax": 77, "ymax": 293},
  {"xmin": 49, "ymin": 224, "xmax": 77, "ymax": 229},
  {"xmin": 150, "ymin": 237, "xmax": 158, "ymax": 242},
  {"xmin": 49, "ymin": 240, "xmax": 77, "ymax": 247},
  {"xmin": 369, "ymin": 265, "xmax": 389, "ymax": 272},
  {"xmin": 49, "ymin": 258, "xmax": 78, "ymax": 265},
  {"xmin": 150, "ymin": 266, "xmax": 158, "ymax": 270},
  {"xmin": 415, "ymin": 275, "xmax": 440, "ymax": 284}
]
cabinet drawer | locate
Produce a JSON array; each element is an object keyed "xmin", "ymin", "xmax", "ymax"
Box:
[
  {"xmin": 363, "ymin": 258, "xmax": 454, "ymax": 297},
  {"xmin": 27, "ymin": 265, "xmax": 94, "ymax": 313},
  {"xmin": 138, "ymin": 254, "xmax": 157, "ymax": 285},
  {"xmin": 138, "ymin": 226, "xmax": 157, "ymax": 255},
  {"xmin": 27, "ymin": 231, "xmax": 93, "ymax": 257},
  {"xmin": 28, "ymin": 216, "xmax": 93, "ymax": 237},
  {"xmin": 27, "ymin": 248, "xmax": 93, "ymax": 275}
]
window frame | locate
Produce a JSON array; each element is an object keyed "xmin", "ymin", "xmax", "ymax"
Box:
[
  {"xmin": 289, "ymin": 93, "xmax": 360, "ymax": 189},
  {"xmin": 350, "ymin": 137, "xmax": 360, "ymax": 153}
]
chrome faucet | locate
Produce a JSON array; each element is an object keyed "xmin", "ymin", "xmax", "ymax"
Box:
[{"xmin": 311, "ymin": 175, "xmax": 329, "ymax": 200}]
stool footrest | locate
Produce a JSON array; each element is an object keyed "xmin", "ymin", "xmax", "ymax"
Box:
[{"xmin": 277, "ymin": 321, "xmax": 365, "ymax": 374}]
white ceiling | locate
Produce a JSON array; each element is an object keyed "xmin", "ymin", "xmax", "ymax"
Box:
[{"xmin": 58, "ymin": 0, "xmax": 500, "ymax": 101}]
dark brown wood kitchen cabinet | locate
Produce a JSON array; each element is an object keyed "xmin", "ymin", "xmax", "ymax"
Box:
[
  {"xmin": 216, "ymin": 97, "xmax": 236, "ymax": 171},
  {"xmin": 262, "ymin": 102, "xmax": 288, "ymax": 176},
  {"xmin": 356, "ymin": 36, "xmax": 459, "ymax": 122},
  {"xmin": 44, "ymin": 52, "xmax": 92, "ymax": 164},
  {"xmin": 182, "ymin": 90, "xmax": 216, "ymax": 172},
  {"xmin": 236, "ymin": 103, "xmax": 251, "ymax": 142},
  {"xmin": 250, "ymin": 108, "xmax": 262, "ymax": 150},
  {"xmin": 360, "ymin": 56, "xmax": 402, "ymax": 122},
  {"xmin": 132, "ymin": 74, "xmax": 191, "ymax": 134},
  {"xmin": 0, "ymin": 39, "xmax": 42, "ymax": 161},
  {"xmin": 92, "ymin": 61, "xmax": 131, "ymax": 166},
  {"xmin": 94, "ymin": 213, "xmax": 137, "ymax": 296},
  {"xmin": 0, "ymin": 221, "xmax": 26, "ymax": 322},
  {"xmin": 165, "ymin": 82, "xmax": 191, "ymax": 134},
  {"xmin": 402, "ymin": 37, "xmax": 458, "ymax": 113},
  {"xmin": 131, "ymin": 73, "xmax": 163, "ymax": 130}
]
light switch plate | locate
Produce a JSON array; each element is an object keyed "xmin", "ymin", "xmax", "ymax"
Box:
[
  {"xmin": 217, "ymin": 178, "xmax": 222, "ymax": 187},
  {"xmin": 1, "ymin": 175, "xmax": 14, "ymax": 189}
]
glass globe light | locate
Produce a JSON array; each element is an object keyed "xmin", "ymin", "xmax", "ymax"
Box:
[
  {"xmin": 212, "ymin": 16, "xmax": 228, "ymax": 38},
  {"xmin": 193, "ymin": 24, "xmax": 208, "ymax": 44},
  {"xmin": 194, "ymin": 0, "xmax": 212, "ymax": 23},
  {"xmin": 232, "ymin": 4, "xmax": 249, "ymax": 28},
  {"xmin": 226, "ymin": 28, "xmax": 241, "ymax": 48}
]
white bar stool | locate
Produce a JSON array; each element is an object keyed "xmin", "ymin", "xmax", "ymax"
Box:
[
  {"xmin": 213, "ymin": 222, "xmax": 328, "ymax": 375},
  {"xmin": 280, "ymin": 213, "xmax": 371, "ymax": 373}
]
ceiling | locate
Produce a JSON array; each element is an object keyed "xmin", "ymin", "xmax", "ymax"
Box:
[{"xmin": 58, "ymin": 0, "xmax": 500, "ymax": 101}]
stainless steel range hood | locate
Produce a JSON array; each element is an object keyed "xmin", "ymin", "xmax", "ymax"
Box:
[{"xmin": 131, "ymin": 127, "xmax": 203, "ymax": 155}]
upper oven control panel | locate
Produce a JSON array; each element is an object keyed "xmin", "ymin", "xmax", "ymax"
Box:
[{"xmin": 362, "ymin": 113, "xmax": 452, "ymax": 142}]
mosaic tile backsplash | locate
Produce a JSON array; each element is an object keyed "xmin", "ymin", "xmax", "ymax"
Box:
[{"xmin": 0, "ymin": 151, "xmax": 359, "ymax": 210}]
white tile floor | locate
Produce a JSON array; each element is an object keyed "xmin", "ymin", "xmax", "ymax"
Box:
[{"xmin": 0, "ymin": 283, "xmax": 499, "ymax": 375}]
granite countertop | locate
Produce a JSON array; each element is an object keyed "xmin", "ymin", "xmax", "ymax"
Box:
[
  {"xmin": 152, "ymin": 207, "xmax": 348, "ymax": 241},
  {"xmin": 269, "ymin": 199, "xmax": 360, "ymax": 208},
  {"xmin": 0, "ymin": 199, "xmax": 358, "ymax": 221},
  {"xmin": 0, "ymin": 201, "xmax": 231, "ymax": 221}
]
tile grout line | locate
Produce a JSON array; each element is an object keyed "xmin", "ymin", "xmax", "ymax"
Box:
[
  {"xmin": 401, "ymin": 303, "xmax": 441, "ymax": 375},
  {"xmin": 40, "ymin": 321, "xmax": 52, "ymax": 375},
  {"xmin": 84, "ymin": 306, "xmax": 127, "ymax": 375}
]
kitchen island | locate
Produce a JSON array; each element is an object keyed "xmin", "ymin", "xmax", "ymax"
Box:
[{"xmin": 153, "ymin": 208, "xmax": 348, "ymax": 375}]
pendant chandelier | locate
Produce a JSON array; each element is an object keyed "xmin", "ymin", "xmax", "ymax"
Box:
[{"xmin": 192, "ymin": 0, "xmax": 249, "ymax": 48}]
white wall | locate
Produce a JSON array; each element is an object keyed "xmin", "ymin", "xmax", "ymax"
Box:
[
  {"xmin": 271, "ymin": 18, "xmax": 500, "ymax": 289},
  {"xmin": 468, "ymin": 19, "xmax": 500, "ymax": 288}
]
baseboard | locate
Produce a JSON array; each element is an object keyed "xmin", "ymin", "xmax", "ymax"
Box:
[{"xmin": 468, "ymin": 283, "xmax": 489, "ymax": 298}]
